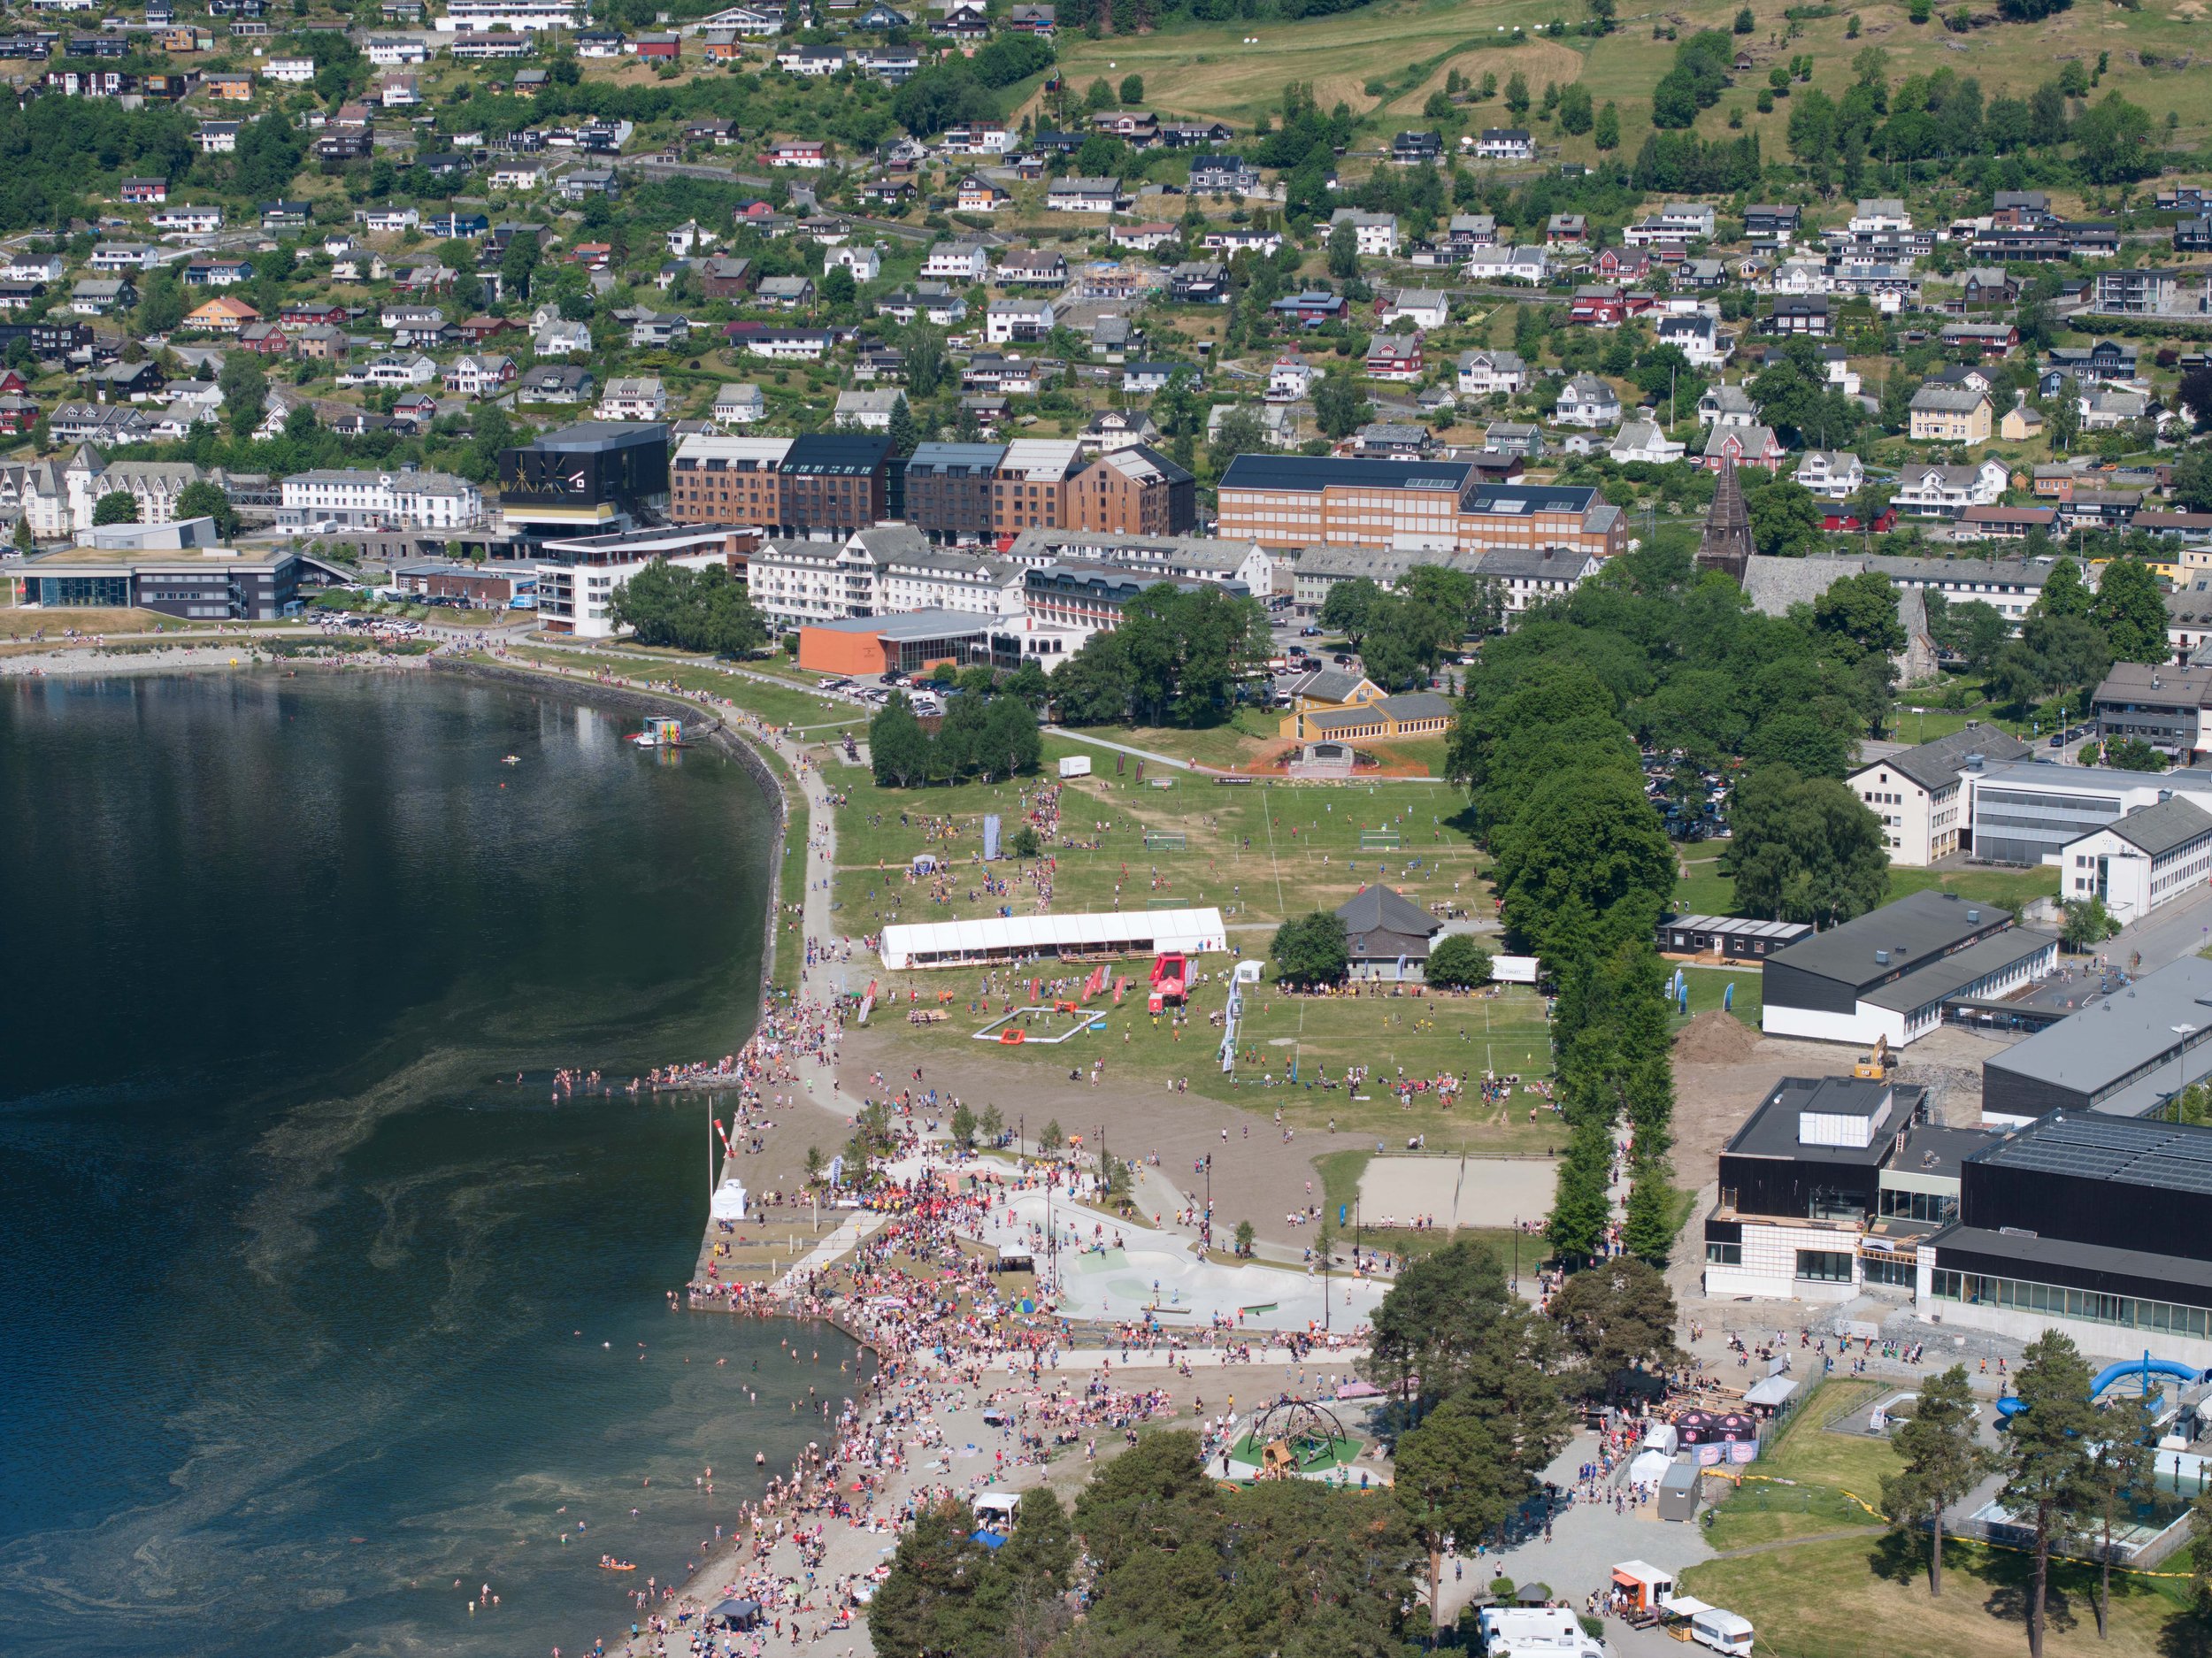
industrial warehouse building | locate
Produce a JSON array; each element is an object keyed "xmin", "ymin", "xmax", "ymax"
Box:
[
  {"xmin": 1758, "ymin": 891, "xmax": 2057, "ymax": 1048},
  {"xmin": 878, "ymin": 907, "xmax": 1227, "ymax": 970},
  {"xmin": 1981, "ymin": 955, "xmax": 2212, "ymax": 1122}
]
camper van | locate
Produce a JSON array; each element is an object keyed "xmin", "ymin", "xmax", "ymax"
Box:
[
  {"xmin": 1690, "ymin": 1608, "xmax": 1754, "ymax": 1655},
  {"xmin": 1479, "ymin": 1607, "xmax": 1607, "ymax": 1658}
]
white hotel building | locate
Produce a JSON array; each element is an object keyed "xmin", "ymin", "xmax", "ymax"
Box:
[
  {"xmin": 435, "ymin": 0, "xmax": 583, "ymax": 28},
  {"xmin": 278, "ymin": 469, "xmax": 485, "ymax": 531}
]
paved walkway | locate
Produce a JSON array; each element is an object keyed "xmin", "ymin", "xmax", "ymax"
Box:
[{"xmin": 772, "ymin": 1210, "xmax": 889, "ymax": 1292}]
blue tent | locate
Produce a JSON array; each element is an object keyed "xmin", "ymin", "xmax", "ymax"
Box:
[{"xmin": 972, "ymin": 1530, "xmax": 1007, "ymax": 1549}]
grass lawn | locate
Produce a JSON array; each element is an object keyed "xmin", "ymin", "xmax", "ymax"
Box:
[
  {"xmin": 0, "ymin": 604, "xmax": 172, "ymax": 637},
  {"xmin": 1676, "ymin": 1370, "xmax": 2205, "ymax": 1658},
  {"xmin": 504, "ymin": 643, "xmax": 871, "ymax": 738},
  {"xmin": 1697, "ymin": 1380, "xmax": 1899, "ymax": 1551},
  {"xmin": 1683, "ymin": 1532, "xmax": 2202, "ymax": 1658},
  {"xmin": 1671, "ymin": 855, "xmax": 2057, "ymax": 920},
  {"xmin": 1673, "ymin": 850, "xmax": 1734, "ymax": 917},
  {"xmin": 833, "ymin": 766, "xmax": 1487, "ymax": 935},
  {"xmin": 1890, "ymin": 864, "xmax": 2060, "ymax": 910},
  {"xmin": 1669, "ymin": 963, "xmax": 1761, "ymax": 1027},
  {"xmin": 1110, "ymin": 707, "xmax": 1284, "ymax": 771},
  {"xmin": 1058, "ymin": 0, "xmax": 2212, "ymax": 167}
]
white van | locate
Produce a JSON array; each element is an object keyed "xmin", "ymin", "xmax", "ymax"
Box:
[
  {"xmin": 1691, "ymin": 1608, "xmax": 1753, "ymax": 1655},
  {"xmin": 1479, "ymin": 1607, "xmax": 1606, "ymax": 1658}
]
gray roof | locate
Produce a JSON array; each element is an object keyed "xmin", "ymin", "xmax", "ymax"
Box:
[
  {"xmin": 1911, "ymin": 385, "xmax": 1990, "ymax": 412},
  {"xmin": 2093, "ymin": 794, "xmax": 2212, "ymax": 859},
  {"xmin": 1724, "ymin": 1075, "xmax": 1928, "ymax": 1163},
  {"xmin": 803, "ymin": 606, "xmax": 996, "ymax": 640},
  {"xmin": 2095, "ymin": 660, "xmax": 2212, "ymax": 710},
  {"xmin": 1334, "ymin": 882, "xmax": 1441, "ymax": 946},
  {"xmin": 1866, "ymin": 555, "xmax": 2054, "ymax": 590},
  {"xmin": 1855, "ymin": 724, "xmax": 2031, "ymax": 794},
  {"xmin": 1474, "ymin": 545, "xmax": 1594, "ymax": 582},
  {"xmin": 1377, "ymin": 691, "xmax": 1452, "ymax": 721},
  {"xmin": 1740, "ymin": 553, "xmax": 1870, "ymax": 618},
  {"xmin": 1763, "ymin": 889, "xmax": 2014, "ymax": 996},
  {"xmin": 1287, "ymin": 666, "xmax": 1372, "ymax": 704},
  {"xmin": 1983, "ymin": 955, "xmax": 2212, "ymax": 1117},
  {"xmin": 1860, "ymin": 927, "xmax": 2056, "ymax": 1013}
]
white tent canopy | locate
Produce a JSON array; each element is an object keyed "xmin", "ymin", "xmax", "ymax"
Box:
[
  {"xmin": 1745, "ymin": 1374, "xmax": 1800, "ymax": 1408},
  {"xmin": 879, "ymin": 907, "xmax": 1227, "ymax": 971},
  {"xmin": 1661, "ymin": 1596, "xmax": 1716, "ymax": 1618}
]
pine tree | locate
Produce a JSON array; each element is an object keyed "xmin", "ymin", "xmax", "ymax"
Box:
[
  {"xmin": 886, "ymin": 393, "xmax": 918, "ymax": 457},
  {"xmin": 2001, "ymin": 1332, "xmax": 2099, "ymax": 1658},
  {"xmin": 1880, "ymin": 1364, "xmax": 1987, "ymax": 1597},
  {"xmin": 1594, "ymin": 102, "xmax": 1621, "ymax": 150}
]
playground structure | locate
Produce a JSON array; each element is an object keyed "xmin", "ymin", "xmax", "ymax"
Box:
[
  {"xmin": 1218, "ymin": 958, "xmax": 1263, "ymax": 1073},
  {"xmin": 632, "ymin": 716, "xmax": 685, "ymax": 748},
  {"xmin": 1996, "ymin": 1354, "xmax": 2208, "ymax": 1421},
  {"xmin": 1217, "ymin": 1397, "xmax": 1377, "ymax": 1485},
  {"xmin": 972, "ymin": 963, "xmax": 1126, "ymax": 1045},
  {"xmin": 1148, "ymin": 950, "xmax": 1188, "ymax": 1015}
]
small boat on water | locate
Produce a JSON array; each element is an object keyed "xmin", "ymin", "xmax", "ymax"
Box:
[
  {"xmin": 501, "ymin": 755, "xmax": 520, "ymax": 765},
  {"xmin": 601, "ymin": 1558, "xmax": 637, "ymax": 1571}
]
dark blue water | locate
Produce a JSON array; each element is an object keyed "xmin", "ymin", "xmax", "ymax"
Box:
[{"xmin": 0, "ymin": 671, "xmax": 850, "ymax": 1658}]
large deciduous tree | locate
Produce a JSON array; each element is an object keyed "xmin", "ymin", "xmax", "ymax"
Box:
[{"xmin": 1722, "ymin": 764, "xmax": 1889, "ymax": 925}]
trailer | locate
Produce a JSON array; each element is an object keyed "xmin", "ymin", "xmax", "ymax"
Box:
[{"xmin": 1057, "ymin": 754, "xmax": 1093, "ymax": 779}]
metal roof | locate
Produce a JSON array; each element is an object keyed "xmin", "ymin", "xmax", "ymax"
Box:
[
  {"xmin": 1217, "ymin": 454, "xmax": 1476, "ymax": 495},
  {"xmin": 1763, "ymin": 889, "xmax": 2012, "ymax": 994},
  {"xmin": 1970, "ymin": 1109, "xmax": 2212, "ymax": 1192},
  {"xmin": 1860, "ymin": 927, "xmax": 2055, "ymax": 1012},
  {"xmin": 1983, "ymin": 955, "xmax": 2212, "ymax": 1115},
  {"xmin": 2092, "ymin": 795, "xmax": 2212, "ymax": 859}
]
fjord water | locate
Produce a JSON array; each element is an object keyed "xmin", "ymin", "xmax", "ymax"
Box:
[{"xmin": 0, "ymin": 672, "xmax": 841, "ymax": 1657}]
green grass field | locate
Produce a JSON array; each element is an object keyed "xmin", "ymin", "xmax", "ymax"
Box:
[
  {"xmin": 1686, "ymin": 1532, "xmax": 2199, "ymax": 1658},
  {"xmin": 1062, "ymin": 0, "xmax": 2212, "ymax": 165},
  {"xmin": 1685, "ymin": 1378, "xmax": 2212, "ymax": 1658},
  {"xmin": 504, "ymin": 644, "xmax": 872, "ymax": 738},
  {"xmin": 1669, "ymin": 962, "xmax": 1763, "ymax": 1026},
  {"xmin": 834, "ymin": 766, "xmax": 1487, "ymax": 934},
  {"xmin": 1671, "ymin": 852, "xmax": 2057, "ymax": 919}
]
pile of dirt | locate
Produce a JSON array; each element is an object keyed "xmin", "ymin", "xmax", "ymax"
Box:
[{"xmin": 1673, "ymin": 1009, "xmax": 1762, "ymax": 1064}]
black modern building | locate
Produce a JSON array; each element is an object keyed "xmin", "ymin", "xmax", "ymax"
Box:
[
  {"xmin": 497, "ymin": 421, "xmax": 670, "ymax": 540},
  {"xmin": 1701, "ymin": 1073, "xmax": 1989, "ymax": 1301},
  {"xmin": 1926, "ymin": 1111, "xmax": 2212, "ymax": 1348},
  {"xmin": 780, "ymin": 433, "xmax": 900, "ymax": 538},
  {"xmin": 902, "ymin": 441, "xmax": 1005, "ymax": 544}
]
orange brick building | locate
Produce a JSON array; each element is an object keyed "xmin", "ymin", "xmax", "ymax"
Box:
[
  {"xmin": 1064, "ymin": 443, "xmax": 1196, "ymax": 537},
  {"xmin": 795, "ymin": 610, "xmax": 995, "ymax": 678}
]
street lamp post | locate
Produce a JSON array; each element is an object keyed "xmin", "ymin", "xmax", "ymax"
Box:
[{"xmin": 1202, "ymin": 1154, "xmax": 1212, "ymax": 1251}]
